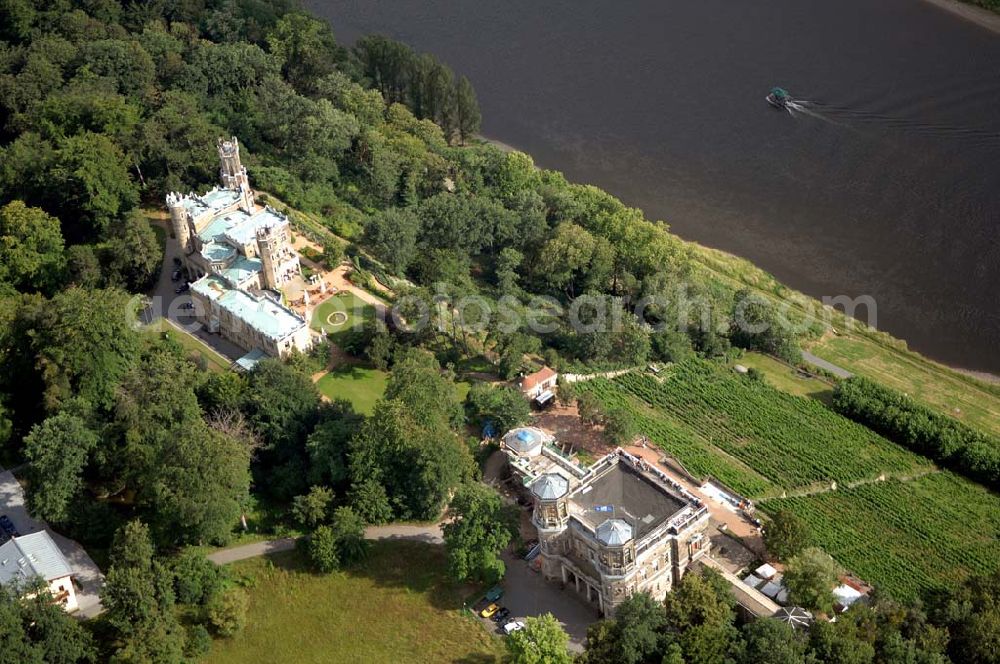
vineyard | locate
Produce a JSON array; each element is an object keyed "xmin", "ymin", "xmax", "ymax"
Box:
[
  {"xmin": 580, "ymin": 361, "xmax": 931, "ymax": 497},
  {"xmin": 761, "ymin": 472, "xmax": 1000, "ymax": 600}
]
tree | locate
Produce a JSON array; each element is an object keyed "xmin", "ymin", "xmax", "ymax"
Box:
[
  {"xmin": 740, "ymin": 618, "xmax": 806, "ymax": 664},
  {"xmin": 49, "ymin": 132, "xmax": 138, "ymax": 243},
  {"xmin": 581, "ymin": 592, "xmax": 668, "ymax": 664},
  {"xmin": 0, "ymin": 201, "xmax": 64, "ymax": 293},
  {"xmin": 603, "ymin": 405, "xmax": 637, "ymax": 446},
  {"xmin": 577, "ymin": 392, "xmax": 604, "ymax": 426},
  {"xmin": 0, "ymin": 579, "xmax": 96, "ymax": 664},
  {"xmin": 307, "ymin": 524, "xmax": 340, "ymax": 573},
  {"xmin": 465, "ymin": 383, "xmax": 531, "ymax": 433},
  {"xmin": 784, "ymin": 547, "xmax": 839, "ymax": 615},
  {"xmin": 291, "ymin": 485, "xmax": 334, "ymax": 529},
  {"xmin": 24, "ymin": 411, "xmax": 97, "ymax": 523},
  {"xmin": 663, "ymin": 569, "xmax": 739, "ymax": 664},
  {"xmin": 443, "ymin": 483, "xmax": 517, "ymax": 585},
  {"xmin": 763, "ymin": 510, "xmax": 810, "ymax": 562},
  {"xmin": 171, "ymin": 551, "xmax": 224, "ymax": 606},
  {"xmin": 328, "ymin": 506, "xmax": 368, "ymax": 565},
  {"xmin": 100, "ymin": 211, "xmax": 163, "ymax": 291},
  {"xmin": 206, "ymin": 588, "xmax": 248, "ymax": 638},
  {"xmin": 306, "ymin": 400, "xmax": 362, "ymax": 488},
  {"xmin": 506, "ymin": 613, "xmax": 573, "ymax": 664},
  {"xmin": 453, "ymin": 75, "xmax": 481, "ymax": 144},
  {"xmin": 364, "ymin": 207, "xmax": 421, "ymax": 275},
  {"xmin": 266, "ymin": 12, "xmax": 341, "ymax": 95}
]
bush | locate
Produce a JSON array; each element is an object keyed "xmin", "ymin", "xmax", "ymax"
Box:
[
  {"xmin": 306, "ymin": 525, "xmax": 340, "ymax": 573},
  {"xmin": 172, "ymin": 551, "xmax": 225, "ymax": 605},
  {"xmin": 206, "ymin": 588, "xmax": 249, "ymax": 637},
  {"xmin": 291, "ymin": 486, "xmax": 334, "ymax": 529},
  {"xmin": 183, "ymin": 624, "xmax": 212, "ymax": 658}
]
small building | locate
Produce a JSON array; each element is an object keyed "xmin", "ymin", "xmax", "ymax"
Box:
[
  {"xmin": 514, "ymin": 444, "xmax": 711, "ymax": 617},
  {"xmin": 518, "ymin": 367, "xmax": 558, "ymax": 407},
  {"xmin": 0, "ymin": 532, "xmax": 78, "ymax": 612}
]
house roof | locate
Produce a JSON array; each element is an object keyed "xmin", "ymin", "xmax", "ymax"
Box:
[
  {"xmin": 571, "ymin": 462, "xmax": 686, "ymax": 540},
  {"xmin": 0, "ymin": 532, "xmax": 73, "ymax": 586},
  {"xmin": 521, "ymin": 367, "xmax": 557, "ymax": 391}
]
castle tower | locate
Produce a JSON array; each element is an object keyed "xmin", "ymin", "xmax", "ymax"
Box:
[
  {"xmin": 530, "ymin": 474, "xmax": 570, "ymax": 581},
  {"xmin": 166, "ymin": 192, "xmax": 192, "ymax": 254},
  {"xmin": 217, "ymin": 136, "xmax": 254, "ymax": 211},
  {"xmin": 256, "ymin": 224, "xmax": 282, "ymax": 290}
]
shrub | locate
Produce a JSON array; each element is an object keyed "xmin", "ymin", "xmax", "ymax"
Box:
[
  {"xmin": 173, "ymin": 551, "xmax": 225, "ymax": 605},
  {"xmin": 306, "ymin": 525, "xmax": 340, "ymax": 573},
  {"xmin": 183, "ymin": 624, "xmax": 212, "ymax": 658},
  {"xmin": 207, "ymin": 587, "xmax": 249, "ymax": 637}
]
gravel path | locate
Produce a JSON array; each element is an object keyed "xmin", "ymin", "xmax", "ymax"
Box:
[{"xmin": 801, "ymin": 351, "xmax": 853, "ymax": 379}]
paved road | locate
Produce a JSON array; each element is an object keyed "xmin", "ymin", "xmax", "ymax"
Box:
[
  {"xmin": 0, "ymin": 471, "xmax": 105, "ymax": 618},
  {"xmin": 206, "ymin": 523, "xmax": 445, "ymax": 565},
  {"xmin": 801, "ymin": 351, "xmax": 853, "ymax": 379}
]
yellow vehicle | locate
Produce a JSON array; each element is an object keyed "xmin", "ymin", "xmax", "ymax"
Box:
[{"xmin": 480, "ymin": 603, "xmax": 500, "ymax": 618}]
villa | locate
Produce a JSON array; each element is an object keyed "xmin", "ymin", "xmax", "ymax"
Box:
[
  {"xmin": 0, "ymin": 531, "xmax": 79, "ymax": 612},
  {"xmin": 501, "ymin": 427, "xmax": 710, "ymax": 616},
  {"xmin": 166, "ymin": 137, "xmax": 312, "ymax": 360}
]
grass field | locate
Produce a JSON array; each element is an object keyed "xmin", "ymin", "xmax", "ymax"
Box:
[
  {"xmin": 807, "ymin": 335, "xmax": 1000, "ymax": 437},
  {"xmin": 315, "ymin": 365, "xmax": 388, "ymax": 415},
  {"xmin": 761, "ymin": 472, "xmax": 1000, "ymax": 601},
  {"xmin": 311, "ymin": 292, "xmax": 376, "ymax": 341},
  {"xmin": 735, "ymin": 352, "xmax": 833, "ymax": 402},
  {"xmin": 206, "ymin": 542, "xmax": 504, "ymax": 664}
]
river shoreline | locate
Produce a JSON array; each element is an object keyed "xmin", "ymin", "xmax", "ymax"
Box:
[
  {"xmin": 479, "ymin": 133, "xmax": 1000, "ymax": 385},
  {"xmin": 919, "ymin": 0, "xmax": 1000, "ymax": 33}
]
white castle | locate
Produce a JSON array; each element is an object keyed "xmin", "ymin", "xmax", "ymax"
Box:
[{"xmin": 167, "ymin": 138, "xmax": 312, "ymax": 361}]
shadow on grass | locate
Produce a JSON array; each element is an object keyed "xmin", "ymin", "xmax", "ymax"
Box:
[
  {"xmin": 453, "ymin": 654, "xmax": 501, "ymax": 664},
  {"xmin": 261, "ymin": 540, "xmax": 474, "ymax": 612}
]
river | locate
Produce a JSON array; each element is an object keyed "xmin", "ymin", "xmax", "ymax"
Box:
[{"xmin": 305, "ymin": 0, "xmax": 1000, "ymax": 374}]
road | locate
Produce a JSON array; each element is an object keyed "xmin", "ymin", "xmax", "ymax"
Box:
[
  {"xmin": 206, "ymin": 523, "xmax": 445, "ymax": 565},
  {"xmin": 801, "ymin": 351, "xmax": 853, "ymax": 379}
]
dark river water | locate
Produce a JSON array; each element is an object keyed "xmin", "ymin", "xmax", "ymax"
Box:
[{"xmin": 306, "ymin": 0, "xmax": 1000, "ymax": 374}]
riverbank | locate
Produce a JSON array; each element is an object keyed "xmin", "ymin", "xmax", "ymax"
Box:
[{"xmin": 921, "ymin": 0, "xmax": 1000, "ymax": 33}]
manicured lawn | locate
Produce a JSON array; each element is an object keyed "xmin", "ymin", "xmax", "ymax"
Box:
[
  {"xmin": 311, "ymin": 292, "xmax": 376, "ymax": 343},
  {"xmin": 315, "ymin": 365, "xmax": 388, "ymax": 415},
  {"xmin": 736, "ymin": 352, "xmax": 833, "ymax": 402},
  {"xmin": 206, "ymin": 542, "xmax": 504, "ymax": 664},
  {"xmin": 808, "ymin": 335, "xmax": 1000, "ymax": 437}
]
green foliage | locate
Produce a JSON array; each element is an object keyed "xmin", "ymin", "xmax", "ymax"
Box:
[
  {"xmin": 207, "ymin": 587, "xmax": 249, "ymax": 638},
  {"xmin": 171, "ymin": 551, "xmax": 225, "ymax": 606},
  {"xmin": 763, "ymin": 509, "xmax": 810, "ymax": 562},
  {"xmin": 729, "ymin": 288, "xmax": 801, "ymax": 363},
  {"xmin": 328, "ymin": 506, "xmax": 368, "ymax": 566},
  {"xmin": 99, "ymin": 212, "xmax": 162, "ymax": 292},
  {"xmin": 306, "ymin": 524, "xmax": 340, "ymax": 573},
  {"xmin": 291, "ymin": 485, "xmax": 334, "ymax": 529},
  {"xmin": 465, "ymin": 383, "xmax": 531, "ymax": 433},
  {"xmin": 663, "ymin": 569, "xmax": 739, "ymax": 664},
  {"xmin": 364, "ymin": 207, "xmax": 420, "ymax": 274},
  {"xmin": 443, "ymin": 483, "xmax": 516, "ymax": 585},
  {"xmin": 23, "ymin": 411, "xmax": 97, "ymax": 523},
  {"xmin": 739, "ymin": 619, "xmax": 806, "ymax": 664},
  {"xmin": 0, "ymin": 579, "xmax": 96, "ymax": 664},
  {"xmin": 833, "ymin": 375, "xmax": 1000, "ymax": 490},
  {"xmin": 0, "ymin": 201, "xmax": 64, "ymax": 293},
  {"xmin": 506, "ymin": 613, "xmax": 573, "ymax": 664},
  {"xmin": 580, "ymin": 593, "xmax": 668, "ymax": 664},
  {"xmin": 784, "ymin": 547, "xmax": 840, "ymax": 614}
]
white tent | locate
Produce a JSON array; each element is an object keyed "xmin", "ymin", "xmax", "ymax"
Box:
[
  {"xmin": 755, "ymin": 563, "xmax": 778, "ymax": 579},
  {"xmin": 777, "ymin": 606, "xmax": 814, "ymax": 630}
]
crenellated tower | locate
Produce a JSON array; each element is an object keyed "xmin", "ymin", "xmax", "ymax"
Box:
[
  {"xmin": 166, "ymin": 192, "xmax": 192, "ymax": 254},
  {"xmin": 217, "ymin": 136, "xmax": 254, "ymax": 211}
]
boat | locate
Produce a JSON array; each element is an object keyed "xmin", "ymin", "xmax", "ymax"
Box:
[{"xmin": 766, "ymin": 87, "xmax": 791, "ymax": 109}]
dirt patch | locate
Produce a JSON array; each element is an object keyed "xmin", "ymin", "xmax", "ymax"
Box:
[{"xmin": 533, "ymin": 402, "xmax": 613, "ymax": 458}]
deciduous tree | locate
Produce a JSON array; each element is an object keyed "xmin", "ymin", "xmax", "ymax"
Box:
[
  {"xmin": 443, "ymin": 483, "xmax": 517, "ymax": 585},
  {"xmin": 784, "ymin": 547, "xmax": 839, "ymax": 615},
  {"xmin": 506, "ymin": 613, "xmax": 573, "ymax": 664}
]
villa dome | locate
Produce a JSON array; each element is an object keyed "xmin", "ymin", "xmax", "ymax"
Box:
[
  {"xmin": 596, "ymin": 519, "xmax": 633, "ymax": 547},
  {"xmin": 502, "ymin": 427, "xmax": 550, "ymax": 457},
  {"xmin": 531, "ymin": 473, "xmax": 569, "ymax": 501}
]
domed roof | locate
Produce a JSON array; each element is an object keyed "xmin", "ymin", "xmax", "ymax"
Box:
[
  {"xmin": 502, "ymin": 427, "xmax": 549, "ymax": 457},
  {"xmin": 595, "ymin": 519, "xmax": 633, "ymax": 546},
  {"xmin": 531, "ymin": 473, "xmax": 569, "ymax": 500}
]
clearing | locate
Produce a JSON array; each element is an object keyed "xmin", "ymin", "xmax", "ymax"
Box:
[
  {"xmin": 315, "ymin": 365, "xmax": 389, "ymax": 415},
  {"xmin": 206, "ymin": 541, "xmax": 504, "ymax": 664}
]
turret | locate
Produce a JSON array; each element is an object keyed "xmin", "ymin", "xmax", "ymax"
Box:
[
  {"xmin": 166, "ymin": 192, "xmax": 191, "ymax": 254},
  {"xmin": 595, "ymin": 519, "xmax": 636, "ymax": 576},
  {"xmin": 530, "ymin": 474, "xmax": 569, "ymax": 532},
  {"xmin": 217, "ymin": 136, "xmax": 254, "ymax": 211}
]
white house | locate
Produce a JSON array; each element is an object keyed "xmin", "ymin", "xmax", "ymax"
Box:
[
  {"xmin": 518, "ymin": 366, "xmax": 558, "ymax": 406},
  {"xmin": 0, "ymin": 531, "xmax": 78, "ymax": 612}
]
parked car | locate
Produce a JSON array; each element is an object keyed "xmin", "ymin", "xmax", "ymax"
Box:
[
  {"xmin": 175, "ymin": 283, "xmax": 190, "ymax": 294},
  {"xmin": 480, "ymin": 603, "xmax": 500, "ymax": 618},
  {"xmin": 171, "ymin": 269, "xmax": 182, "ymax": 281},
  {"xmin": 485, "ymin": 586, "xmax": 504, "ymax": 602},
  {"xmin": 0, "ymin": 515, "xmax": 19, "ymax": 537},
  {"xmin": 491, "ymin": 608, "xmax": 510, "ymax": 623},
  {"xmin": 503, "ymin": 621, "xmax": 525, "ymax": 635}
]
